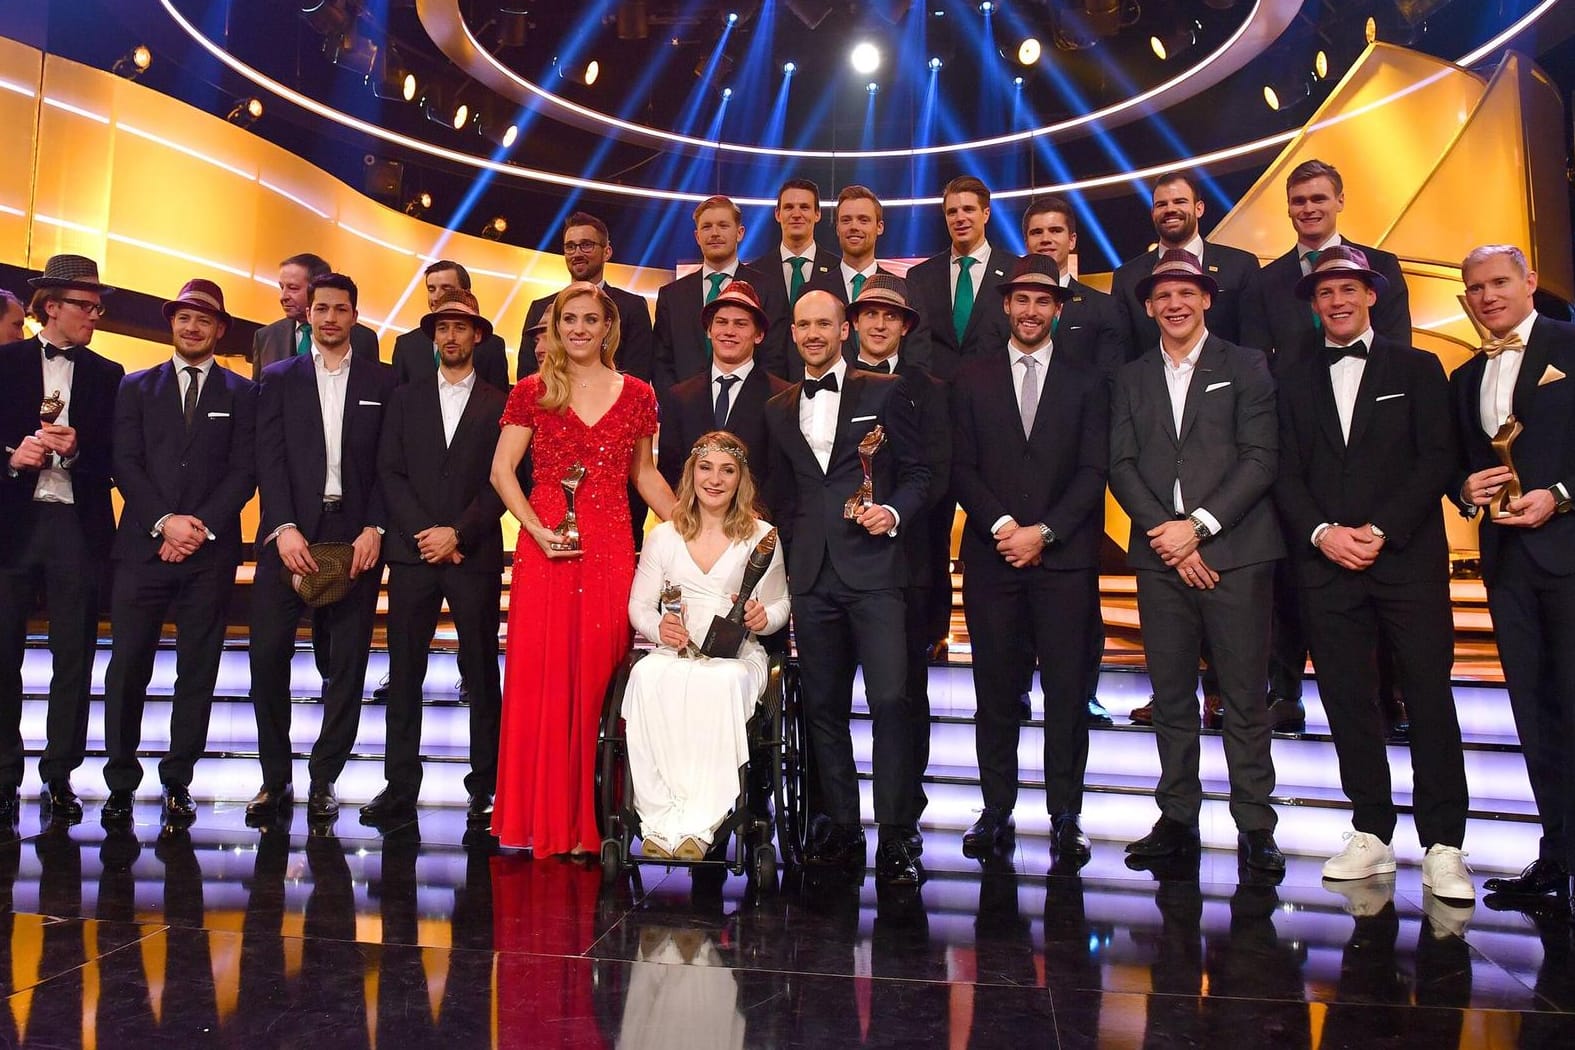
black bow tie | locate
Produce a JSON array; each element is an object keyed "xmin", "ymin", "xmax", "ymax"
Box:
[
  {"xmin": 803, "ymin": 372, "xmax": 840, "ymax": 398},
  {"xmin": 856, "ymin": 360, "xmax": 892, "ymax": 374},
  {"xmin": 1325, "ymin": 340, "xmax": 1368, "ymax": 365},
  {"xmin": 43, "ymin": 344, "xmax": 77, "ymax": 361}
]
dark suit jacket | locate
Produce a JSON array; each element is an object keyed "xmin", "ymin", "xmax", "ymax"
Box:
[
  {"xmin": 391, "ymin": 328, "xmax": 511, "ymax": 394},
  {"xmin": 1274, "ymin": 336, "xmax": 1452, "ymax": 588},
  {"xmin": 653, "ymin": 264, "xmax": 787, "ymax": 394},
  {"xmin": 377, "ymin": 375, "xmax": 507, "ymax": 574},
  {"xmin": 951, "ymin": 349, "xmax": 1109, "ymax": 581},
  {"xmin": 746, "ymin": 247, "xmax": 844, "ymax": 308},
  {"xmin": 762, "ymin": 369, "xmax": 931, "ymax": 593},
  {"xmin": 1240, "ymin": 240, "xmax": 1411, "ymax": 370},
  {"xmin": 657, "ymin": 362, "xmax": 790, "ymax": 492},
  {"xmin": 0, "ymin": 337, "xmax": 124, "ymax": 564},
  {"xmin": 1450, "ymin": 315, "xmax": 1575, "ymax": 582},
  {"xmin": 255, "ymin": 351, "xmax": 396, "ymax": 543},
  {"xmin": 1055, "ymin": 278, "xmax": 1127, "ymax": 380},
  {"xmin": 1109, "ymin": 335, "xmax": 1285, "ymax": 572},
  {"xmin": 1110, "ymin": 241, "xmax": 1260, "ymax": 360},
  {"xmin": 112, "ymin": 361, "xmax": 257, "ymax": 566},
  {"xmin": 890, "ymin": 358, "xmax": 952, "ymax": 585},
  {"xmin": 251, "ymin": 317, "xmax": 380, "ymax": 379},
  {"xmin": 903, "ymin": 244, "xmax": 1021, "ymax": 380},
  {"xmin": 520, "ymin": 282, "xmax": 654, "ymax": 382}
]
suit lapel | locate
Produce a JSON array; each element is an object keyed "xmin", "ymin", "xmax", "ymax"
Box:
[
  {"xmin": 778, "ymin": 385, "xmax": 815, "ymax": 468},
  {"xmin": 1177, "ymin": 339, "xmax": 1221, "ymax": 446},
  {"xmin": 994, "ymin": 352, "xmax": 1029, "ymax": 447},
  {"xmin": 1513, "ymin": 317, "xmax": 1553, "ymax": 421},
  {"xmin": 1143, "ymin": 351, "xmax": 1179, "ymax": 449},
  {"xmin": 1344, "ymin": 341, "xmax": 1387, "ymax": 449},
  {"xmin": 1312, "ymin": 356, "xmax": 1344, "ymax": 454},
  {"xmin": 962, "ymin": 253, "xmax": 1007, "ymax": 345},
  {"xmin": 828, "ymin": 369, "xmax": 861, "ymax": 469}
]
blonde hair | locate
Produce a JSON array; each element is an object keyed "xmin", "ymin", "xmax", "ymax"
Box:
[
  {"xmin": 670, "ymin": 430, "xmax": 759, "ymax": 543},
  {"xmin": 538, "ymin": 282, "xmax": 622, "ymax": 412}
]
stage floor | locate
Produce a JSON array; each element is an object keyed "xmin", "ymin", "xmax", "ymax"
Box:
[{"xmin": 1, "ymin": 804, "xmax": 1572, "ymax": 1048}]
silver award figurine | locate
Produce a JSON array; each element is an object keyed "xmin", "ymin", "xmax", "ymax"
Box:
[
  {"xmin": 551, "ymin": 461, "xmax": 587, "ymax": 551},
  {"xmin": 658, "ymin": 580, "xmax": 702, "ymax": 658},
  {"xmin": 842, "ymin": 424, "xmax": 887, "ymax": 520}
]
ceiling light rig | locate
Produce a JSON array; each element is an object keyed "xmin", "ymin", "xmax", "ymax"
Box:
[
  {"xmin": 113, "ymin": 45, "xmax": 152, "ymax": 80},
  {"xmin": 372, "ymin": 54, "xmax": 417, "ymax": 102},
  {"xmin": 480, "ymin": 216, "xmax": 508, "ymax": 240},
  {"xmin": 1150, "ymin": 20, "xmax": 1200, "ymax": 61},
  {"xmin": 1017, "ymin": 37, "xmax": 1042, "ymax": 66},
  {"xmin": 403, "ymin": 191, "xmax": 432, "ymax": 217},
  {"xmin": 226, "ymin": 97, "xmax": 264, "ymax": 127}
]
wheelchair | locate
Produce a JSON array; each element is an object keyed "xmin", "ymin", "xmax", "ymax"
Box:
[{"xmin": 596, "ymin": 647, "xmax": 810, "ymax": 884}]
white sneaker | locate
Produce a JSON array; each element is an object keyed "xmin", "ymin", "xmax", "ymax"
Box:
[
  {"xmin": 1421, "ymin": 844, "xmax": 1475, "ymax": 901},
  {"xmin": 1322, "ymin": 831, "xmax": 1398, "ymax": 880}
]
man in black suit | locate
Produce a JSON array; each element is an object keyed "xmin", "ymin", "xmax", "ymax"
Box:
[
  {"xmin": 0, "ymin": 254, "xmax": 124, "ymax": 825},
  {"xmin": 251, "ymin": 253, "xmax": 379, "ymax": 378},
  {"xmin": 1108, "ymin": 249, "xmax": 1286, "ymax": 873},
  {"xmin": 950, "ymin": 255, "xmax": 1109, "ymax": 866},
  {"xmin": 1241, "ymin": 159, "xmax": 1414, "ymax": 732},
  {"xmin": 1450, "ymin": 245, "xmax": 1575, "ymax": 904},
  {"xmin": 656, "ymin": 280, "xmax": 788, "ymax": 492},
  {"xmin": 904, "ymin": 175, "xmax": 1020, "ymax": 380},
  {"xmin": 391, "ymin": 261, "xmax": 510, "ymax": 393},
  {"xmin": 1274, "ymin": 247, "xmax": 1471, "ymax": 900},
  {"xmin": 247, "ymin": 273, "xmax": 396, "ymax": 826},
  {"xmin": 100, "ymin": 279, "xmax": 257, "ymax": 831},
  {"xmin": 748, "ymin": 178, "xmax": 842, "ymax": 313},
  {"xmin": 845, "ymin": 274, "xmax": 951, "ymax": 849},
  {"xmin": 520, "ymin": 211, "xmax": 654, "ymax": 381},
  {"xmin": 653, "ymin": 195, "xmax": 787, "ymax": 393},
  {"xmin": 763, "ymin": 290, "xmax": 930, "ymax": 884},
  {"xmin": 364, "ymin": 288, "xmax": 506, "ymax": 833},
  {"xmin": 1110, "ymin": 171, "xmax": 1260, "ymax": 360},
  {"xmin": 831, "ymin": 186, "xmax": 889, "ymax": 305}
]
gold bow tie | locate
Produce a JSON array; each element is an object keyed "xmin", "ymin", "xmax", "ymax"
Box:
[{"xmin": 1480, "ymin": 333, "xmax": 1525, "ymax": 358}]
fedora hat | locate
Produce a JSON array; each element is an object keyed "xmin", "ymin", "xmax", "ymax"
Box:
[
  {"xmin": 28, "ymin": 254, "xmax": 116, "ymax": 294},
  {"xmin": 996, "ymin": 254, "xmax": 1072, "ymax": 299},
  {"xmin": 421, "ymin": 288, "xmax": 495, "ymax": 341},
  {"xmin": 846, "ymin": 272, "xmax": 921, "ymax": 330},
  {"xmin": 1134, "ymin": 248, "xmax": 1219, "ymax": 301},
  {"xmin": 1294, "ymin": 244, "xmax": 1390, "ymax": 300},
  {"xmin": 700, "ymin": 278, "xmax": 770, "ymax": 334},
  {"xmin": 282, "ymin": 542, "xmax": 357, "ymax": 609},
  {"xmin": 161, "ymin": 278, "xmax": 231, "ymax": 325}
]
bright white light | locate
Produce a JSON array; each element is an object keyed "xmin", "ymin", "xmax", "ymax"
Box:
[
  {"xmin": 452, "ymin": 102, "xmax": 469, "ymax": 129},
  {"xmin": 783, "ymin": 61, "xmax": 797, "ymax": 75},
  {"xmin": 850, "ymin": 41, "xmax": 881, "ymax": 75},
  {"xmin": 722, "ymin": 87, "xmax": 733, "ymax": 99},
  {"xmin": 866, "ymin": 81, "xmax": 878, "ymax": 94},
  {"xmin": 727, "ymin": 11, "xmax": 738, "ymax": 24},
  {"xmin": 502, "ymin": 123, "xmax": 519, "ymax": 147},
  {"xmin": 980, "ymin": 1, "xmax": 994, "ymax": 12},
  {"xmin": 1018, "ymin": 37, "xmax": 1041, "ymax": 65},
  {"xmin": 584, "ymin": 60, "xmax": 599, "ymax": 85},
  {"xmin": 928, "ymin": 57, "xmax": 942, "ymax": 71},
  {"xmin": 1014, "ymin": 76, "xmax": 1024, "ymax": 87}
]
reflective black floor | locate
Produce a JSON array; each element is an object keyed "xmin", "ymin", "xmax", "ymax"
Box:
[{"xmin": 1, "ymin": 803, "xmax": 1573, "ymax": 1049}]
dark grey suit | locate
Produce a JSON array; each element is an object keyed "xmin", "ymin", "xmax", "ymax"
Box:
[
  {"xmin": 903, "ymin": 244, "xmax": 1021, "ymax": 380},
  {"xmin": 1109, "ymin": 334, "xmax": 1283, "ymax": 831},
  {"xmin": 251, "ymin": 317, "xmax": 380, "ymax": 379}
]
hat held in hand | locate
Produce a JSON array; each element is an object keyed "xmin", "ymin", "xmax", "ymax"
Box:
[{"xmin": 283, "ymin": 542, "xmax": 357, "ymax": 608}]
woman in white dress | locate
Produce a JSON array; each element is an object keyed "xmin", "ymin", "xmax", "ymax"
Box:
[{"xmin": 625, "ymin": 430, "xmax": 790, "ymax": 860}]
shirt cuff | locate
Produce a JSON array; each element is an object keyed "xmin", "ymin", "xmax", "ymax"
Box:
[
  {"xmin": 882, "ymin": 504, "xmax": 901, "ymax": 538},
  {"xmin": 152, "ymin": 513, "xmax": 173, "ymax": 538},
  {"xmin": 266, "ymin": 523, "xmax": 297, "ymax": 545},
  {"xmin": 1192, "ymin": 508, "xmax": 1222, "ymax": 536},
  {"xmin": 1311, "ymin": 522, "xmax": 1334, "ymax": 547},
  {"xmin": 1553, "ymin": 482, "xmax": 1571, "ymax": 503},
  {"xmin": 989, "ymin": 514, "xmax": 1014, "ymax": 536}
]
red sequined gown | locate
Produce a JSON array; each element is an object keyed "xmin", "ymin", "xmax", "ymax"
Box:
[{"xmin": 493, "ymin": 374, "xmax": 657, "ymax": 855}]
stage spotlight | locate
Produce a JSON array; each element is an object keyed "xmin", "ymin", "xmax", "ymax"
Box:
[
  {"xmin": 980, "ymin": 1, "xmax": 994, "ymax": 12},
  {"xmin": 373, "ymin": 58, "xmax": 417, "ymax": 102},
  {"xmin": 1149, "ymin": 22, "xmax": 1197, "ymax": 61},
  {"xmin": 928, "ymin": 56, "xmax": 943, "ymax": 71},
  {"xmin": 1263, "ymin": 73, "xmax": 1310, "ymax": 112},
  {"xmin": 403, "ymin": 191, "xmax": 432, "ymax": 217},
  {"xmin": 722, "ymin": 87, "xmax": 734, "ymax": 99},
  {"xmin": 1314, "ymin": 49, "xmax": 1329, "ymax": 79},
  {"xmin": 1364, "ymin": 17, "xmax": 1378, "ymax": 44},
  {"xmin": 850, "ymin": 41, "xmax": 881, "ymax": 75},
  {"xmin": 326, "ymin": 31, "xmax": 379, "ymax": 78},
  {"xmin": 481, "ymin": 216, "xmax": 508, "ymax": 240},
  {"xmin": 1018, "ymin": 38, "xmax": 1042, "ymax": 65},
  {"xmin": 617, "ymin": 2, "xmax": 649, "ymax": 40},
  {"xmin": 727, "ymin": 11, "xmax": 739, "ymax": 24},
  {"xmin": 584, "ymin": 60, "xmax": 600, "ymax": 85},
  {"xmin": 867, "ymin": 81, "xmax": 879, "ymax": 94},
  {"xmin": 423, "ymin": 84, "xmax": 468, "ymax": 130},
  {"xmin": 1014, "ymin": 75, "xmax": 1024, "ymax": 86},
  {"xmin": 226, "ymin": 97, "xmax": 264, "ymax": 127},
  {"xmin": 480, "ymin": 112, "xmax": 520, "ymax": 149},
  {"xmin": 113, "ymin": 45, "xmax": 152, "ymax": 80},
  {"xmin": 783, "ymin": 61, "xmax": 797, "ymax": 74},
  {"xmin": 300, "ymin": 0, "xmax": 357, "ymax": 37},
  {"xmin": 497, "ymin": 7, "xmax": 530, "ymax": 48}
]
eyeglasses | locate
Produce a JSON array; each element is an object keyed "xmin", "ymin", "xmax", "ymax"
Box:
[
  {"xmin": 563, "ymin": 240, "xmax": 606, "ymax": 256},
  {"xmin": 59, "ymin": 297, "xmax": 107, "ymax": 318}
]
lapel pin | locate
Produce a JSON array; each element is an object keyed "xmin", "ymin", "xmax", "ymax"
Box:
[{"xmin": 1208, "ymin": 265, "xmax": 1219, "ymax": 272}]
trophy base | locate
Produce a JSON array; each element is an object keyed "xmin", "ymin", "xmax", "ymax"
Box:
[
  {"xmin": 700, "ymin": 617, "xmax": 748, "ymax": 660},
  {"xmin": 842, "ymin": 500, "xmax": 872, "ymax": 521}
]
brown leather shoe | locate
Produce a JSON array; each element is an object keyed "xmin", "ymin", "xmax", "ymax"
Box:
[
  {"xmin": 1129, "ymin": 697, "xmax": 1155, "ymax": 725},
  {"xmin": 1203, "ymin": 690, "xmax": 1225, "ymax": 730}
]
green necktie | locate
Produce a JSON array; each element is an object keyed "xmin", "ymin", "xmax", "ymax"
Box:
[
  {"xmin": 705, "ymin": 272, "xmax": 728, "ymax": 303},
  {"xmin": 847, "ymin": 273, "xmax": 868, "ymax": 355},
  {"xmin": 1305, "ymin": 250, "xmax": 1323, "ymax": 330},
  {"xmin": 851, "ymin": 272, "xmax": 867, "ymax": 301},
  {"xmin": 953, "ymin": 257, "xmax": 976, "ymax": 343},
  {"xmin": 295, "ymin": 323, "xmax": 311, "ymax": 356},
  {"xmin": 789, "ymin": 257, "xmax": 809, "ymax": 303}
]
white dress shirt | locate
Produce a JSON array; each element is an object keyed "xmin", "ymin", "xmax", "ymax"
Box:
[
  {"xmin": 1161, "ymin": 329, "xmax": 1221, "ymax": 534},
  {"xmin": 798, "ymin": 357, "xmax": 900, "ymax": 533},
  {"xmin": 34, "ymin": 339, "xmax": 76, "ymax": 504},
  {"xmin": 313, "ymin": 345, "xmax": 351, "ymax": 500},
  {"xmin": 948, "ymin": 241, "xmax": 993, "ymax": 304},
  {"xmin": 697, "ymin": 261, "xmax": 739, "ymax": 305},
  {"xmin": 989, "ymin": 340, "xmax": 1055, "ymax": 536},
  {"xmin": 1297, "ymin": 232, "xmax": 1343, "ymax": 274},
  {"xmin": 1479, "ymin": 310, "xmax": 1539, "ymax": 437},
  {"xmin": 841, "ymin": 260, "xmax": 879, "ymax": 302},
  {"xmin": 438, "ymin": 368, "xmax": 476, "ymax": 447},
  {"xmin": 780, "ymin": 243, "xmax": 818, "ymax": 294},
  {"xmin": 711, "ymin": 357, "xmax": 755, "ymax": 425},
  {"xmin": 1328, "ymin": 326, "xmax": 1374, "ymax": 444}
]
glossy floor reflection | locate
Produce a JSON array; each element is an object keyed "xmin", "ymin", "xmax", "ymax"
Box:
[{"xmin": 0, "ymin": 804, "xmax": 1572, "ymax": 1048}]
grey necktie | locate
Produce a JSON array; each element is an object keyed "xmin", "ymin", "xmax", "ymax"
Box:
[{"xmin": 1018, "ymin": 354, "xmax": 1040, "ymax": 438}]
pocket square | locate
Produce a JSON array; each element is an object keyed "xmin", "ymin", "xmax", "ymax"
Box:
[
  {"xmin": 851, "ymin": 414, "xmax": 878, "ymax": 423},
  {"xmin": 206, "ymin": 411, "xmax": 231, "ymax": 418},
  {"xmin": 1540, "ymin": 364, "xmax": 1567, "ymax": 386},
  {"xmin": 1375, "ymin": 393, "xmax": 1406, "ymax": 402},
  {"xmin": 1204, "ymin": 381, "xmax": 1231, "ymax": 392},
  {"xmin": 358, "ymin": 399, "xmax": 382, "ymax": 406}
]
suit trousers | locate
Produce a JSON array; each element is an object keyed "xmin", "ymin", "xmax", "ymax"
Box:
[
  {"xmin": 1485, "ymin": 538, "xmax": 1575, "ymax": 867},
  {"xmin": 902, "ymin": 582, "xmax": 933, "ymax": 821},
  {"xmin": 101, "ymin": 556, "xmax": 235, "ymax": 791},
  {"xmin": 965, "ymin": 567, "xmax": 1097, "ymax": 816},
  {"xmin": 383, "ymin": 561, "xmax": 502, "ymax": 796},
  {"xmin": 791, "ymin": 559, "xmax": 913, "ymax": 829},
  {"xmin": 248, "ymin": 516, "xmax": 383, "ymax": 787},
  {"xmin": 1137, "ymin": 561, "xmax": 1277, "ymax": 832},
  {"xmin": 1300, "ymin": 570, "xmax": 1466, "ymax": 847},
  {"xmin": 0, "ymin": 504, "xmax": 99, "ymax": 785}
]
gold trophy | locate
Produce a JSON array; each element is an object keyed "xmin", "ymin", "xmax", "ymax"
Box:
[
  {"xmin": 551, "ymin": 461, "xmax": 586, "ymax": 551},
  {"xmin": 40, "ymin": 390, "xmax": 65, "ymax": 424},
  {"xmin": 842, "ymin": 424, "xmax": 887, "ymax": 520},
  {"xmin": 1490, "ymin": 415, "xmax": 1525, "ymax": 519},
  {"xmin": 658, "ymin": 580, "xmax": 702, "ymax": 658}
]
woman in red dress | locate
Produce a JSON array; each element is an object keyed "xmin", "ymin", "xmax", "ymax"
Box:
[{"xmin": 490, "ymin": 282, "xmax": 675, "ymax": 856}]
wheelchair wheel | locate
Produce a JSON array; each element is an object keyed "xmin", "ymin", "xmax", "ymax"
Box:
[
  {"xmin": 600, "ymin": 837, "xmax": 624, "ymax": 882},
  {"xmin": 751, "ymin": 842, "xmax": 777, "ymax": 886},
  {"xmin": 774, "ymin": 662, "xmax": 812, "ymax": 867},
  {"xmin": 595, "ymin": 652, "xmax": 645, "ymax": 844}
]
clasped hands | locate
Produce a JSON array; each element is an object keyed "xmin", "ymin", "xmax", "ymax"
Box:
[
  {"xmin": 1148, "ymin": 518, "xmax": 1218, "ymax": 590},
  {"xmin": 1316, "ymin": 524, "xmax": 1385, "ymax": 572}
]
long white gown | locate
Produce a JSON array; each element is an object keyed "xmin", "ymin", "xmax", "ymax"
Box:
[{"xmin": 624, "ymin": 519, "xmax": 790, "ymax": 852}]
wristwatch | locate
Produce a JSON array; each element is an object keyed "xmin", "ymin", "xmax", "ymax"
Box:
[
  {"xmin": 1037, "ymin": 523, "xmax": 1055, "ymax": 546},
  {"xmin": 1369, "ymin": 523, "xmax": 1386, "ymax": 539},
  {"xmin": 1554, "ymin": 483, "xmax": 1573, "ymax": 515},
  {"xmin": 1186, "ymin": 514, "xmax": 1210, "ymax": 541}
]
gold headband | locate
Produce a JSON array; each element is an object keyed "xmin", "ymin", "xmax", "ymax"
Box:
[{"xmin": 690, "ymin": 439, "xmax": 749, "ymax": 465}]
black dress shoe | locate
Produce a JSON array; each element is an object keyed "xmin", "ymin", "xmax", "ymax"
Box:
[
  {"xmin": 306, "ymin": 781, "xmax": 340, "ymax": 821},
  {"xmin": 1085, "ymin": 696, "xmax": 1114, "ymax": 726},
  {"xmin": 1239, "ymin": 829, "xmax": 1286, "ymax": 872},
  {"xmin": 161, "ymin": 783, "xmax": 197, "ymax": 827},
  {"xmin": 466, "ymin": 793, "xmax": 494, "ymax": 832},
  {"xmin": 1125, "ymin": 816, "xmax": 1200, "ymax": 857},
  {"xmin": 874, "ymin": 837, "xmax": 921, "ymax": 886},
  {"xmin": 245, "ymin": 783, "xmax": 294, "ymax": 826},
  {"xmin": 1267, "ymin": 696, "xmax": 1306, "ymax": 733},
  {"xmin": 372, "ymin": 674, "xmax": 390, "ymax": 702},
  {"xmin": 359, "ymin": 786, "xmax": 418, "ymax": 825},
  {"xmin": 1052, "ymin": 813, "xmax": 1092, "ymax": 860},
  {"xmin": 962, "ymin": 807, "xmax": 1016, "ymax": 858},
  {"xmin": 101, "ymin": 789, "xmax": 135, "ymax": 828},
  {"xmin": 805, "ymin": 823, "xmax": 866, "ymax": 869},
  {"xmin": 900, "ymin": 826, "xmax": 924, "ymax": 857},
  {"xmin": 1482, "ymin": 858, "xmax": 1569, "ymax": 898},
  {"xmin": 41, "ymin": 778, "xmax": 83, "ymax": 824}
]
